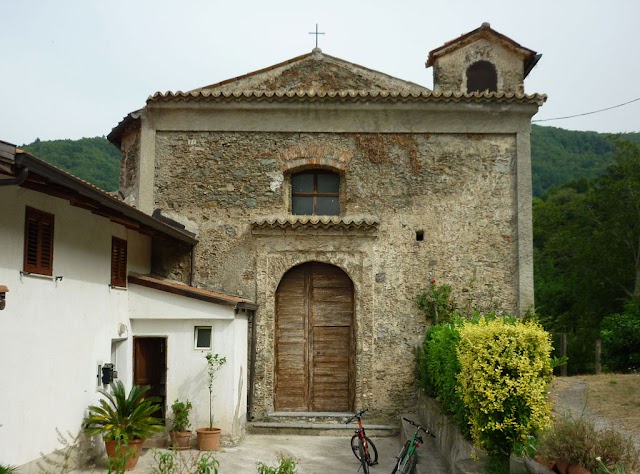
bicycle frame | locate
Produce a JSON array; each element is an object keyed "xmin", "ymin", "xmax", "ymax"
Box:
[
  {"xmin": 346, "ymin": 408, "xmax": 378, "ymax": 468},
  {"xmin": 394, "ymin": 417, "xmax": 435, "ymax": 474}
]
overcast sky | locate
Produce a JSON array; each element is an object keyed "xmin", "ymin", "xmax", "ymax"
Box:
[{"xmin": 2, "ymin": 0, "xmax": 639, "ymax": 146}]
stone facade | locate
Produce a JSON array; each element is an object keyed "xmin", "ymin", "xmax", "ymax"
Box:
[
  {"xmin": 108, "ymin": 24, "xmax": 544, "ymax": 423},
  {"xmin": 150, "ymin": 131, "xmax": 519, "ymax": 420}
]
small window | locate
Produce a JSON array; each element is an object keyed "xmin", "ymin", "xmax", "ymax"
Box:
[
  {"xmin": 24, "ymin": 207, "xmax": 55, "ymax": 276},
  {"xmin": 194, "ymin": 326, "xmax": 212, "ymax": 350},
  {"xmin": 111, "ymin": 237, "xmax": 127, "ymax": 287},
  {"xmin": 291, "ymin": 170, "xmax": 340, "ymax": 216},
  {"xmin": 466, "ymin": 60, "xmax": 497, "ymax": 93}
]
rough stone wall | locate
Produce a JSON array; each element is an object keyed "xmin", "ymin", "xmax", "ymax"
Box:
[
  {"xmin": 119, "ymin": 123, "xmax": 141, "ymax": 207},
  {"xmin": 153, "ymin": 130, "xmax": 518, "ymax": 422},
  {"xmin": 433, "ymin": 38, "xmax": 526, "ymax": 94}
]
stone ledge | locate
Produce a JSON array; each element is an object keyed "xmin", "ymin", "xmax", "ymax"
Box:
[
  {"xmin": 251, "ymin": 215, "xmax": 380, "ymax": 236},
  {"xmin": 416, "ymin": 391, "xmax": 525, "ymax": 474}
]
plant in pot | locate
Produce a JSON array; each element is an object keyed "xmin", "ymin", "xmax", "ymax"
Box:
[
  {"xmin": 84, "ymin": 380, "xmax": 164, "ymax": 471},
  {"xmin": 168, "ymin": 399, "xmax": 193, "ymax": 450},
  {"xmin": 196, "ymin": 352, "xmax": 227, "ymax": 451}
]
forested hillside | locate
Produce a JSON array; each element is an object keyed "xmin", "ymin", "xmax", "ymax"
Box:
[
  {"xmin": 531, "ymin": 125, "xmax": 640, "ymax": 196},
  {"xmin": 19, "ymin": 126, "xmax": 640, "ymax": 196},
  {"xmin": 21, "ymin": 137, "xmax": 120, "ymax": 191}
]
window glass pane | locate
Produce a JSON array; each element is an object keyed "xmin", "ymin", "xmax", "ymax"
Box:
[
  {"xmin": 316, "ymin": 197, "xmax": 339, "ymax": 215},
  {"xmin": 195, "ymin": 327, "xmax": 212, "ymax": 349},
  {"xmin": 292, "ymin": 173, "xmax": 314, "ymax": 193},
  {"xmin": 292, "ymin": 196, "xmax": 313, "ymax": 215},
  {"xmin": 317, "ymin": 173, "xmax": 339, "ymax": 193}
]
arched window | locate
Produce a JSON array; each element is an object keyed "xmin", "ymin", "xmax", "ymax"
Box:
[
  {"xmin": 466, "ymin": 60, "xmax": 497, "ymax": 93},
  {"xmin": 291, "ymin": 170, "xmax": 339, "ymax": 215}
]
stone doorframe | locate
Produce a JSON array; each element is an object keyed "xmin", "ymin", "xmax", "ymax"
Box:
[{"xmin": 252, "ymin": 250, "xmax": 374, "ymax": 417}]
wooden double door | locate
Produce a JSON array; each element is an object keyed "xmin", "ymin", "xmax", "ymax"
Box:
[{"xmin": 275, "ymin": 262, "xmax": 355, "ymax": 412}]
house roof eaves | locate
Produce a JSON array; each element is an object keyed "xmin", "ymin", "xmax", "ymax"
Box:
[
  {"xmin": 128, "ymin": 273, "xmax": 258, "ymax": 311},
  {"xmin": 147, "ymin": 90, "xmax": 547, "ymax": 106},
  {"xmin": 14, "ymin": 152, "xmax": 198, "ymax": 246},
  {"xmin": 107, "ymin": 109, "xmax": 143, "ymax": 148}
]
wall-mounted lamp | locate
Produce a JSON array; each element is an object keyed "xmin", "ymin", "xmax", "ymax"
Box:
[
  {"xmin": 0, "ymin": 285, "xmax": 8, "ymax": 310},
  {"xmin": 101, "ymin": 363, "xmax": 118, "ymax": 385}
]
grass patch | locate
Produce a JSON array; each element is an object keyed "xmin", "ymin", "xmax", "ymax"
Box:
[{"xmin": 584, "ymin": 374, "xmax": 640, "ymax": 441}]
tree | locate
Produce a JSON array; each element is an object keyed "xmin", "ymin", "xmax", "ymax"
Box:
[{"xmin": 533, "ymin": 140, "xmax": 640, "ymax": 373}]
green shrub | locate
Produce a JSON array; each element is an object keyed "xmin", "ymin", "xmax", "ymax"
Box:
[
  {"xmin": 601, "ymin": 299, "xmax": 640, "ymax": 372},
  {"xmin": 416, "ymin": 280, "xmax": 457, "ymax": 324},
  {"xmin": 416, "ymin": 315, "xmax": 470, "ymax": 436},
  {"xmin": 457, "ymin": 316, "xmax": 554, "ymax": 465},
  {"xmin": 256, "ymin": 453, "xmax": 298, "ymax": 474},
  {"xmin": 152, "ymin": 449, "xmax": 219, "ymax": 474},
  {"xmin": 536, "ymin": 415, "xmax": 640, "ymax": 474}
]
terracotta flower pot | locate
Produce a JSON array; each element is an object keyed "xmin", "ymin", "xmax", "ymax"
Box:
[
  {"xmin": 169, "ymin": 430, "xmax": 192, "ymax": 450},
  {"xmin": 196, "ymin": 427, "xmax": 221, "ymax": 451},
  {"xmin": 104, "ymin": 438, "xmax": 144, "ymax": 471}
]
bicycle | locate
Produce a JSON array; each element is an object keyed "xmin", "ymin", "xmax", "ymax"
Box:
[
  {"xmin": 346, "ymin": 408, "xmax": 378, "ymax": 473},
  {"xmin": 391, "ymin": 417, "xmax": 435, "ymax": 474}
]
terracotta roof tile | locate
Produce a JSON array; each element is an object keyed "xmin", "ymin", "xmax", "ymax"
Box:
[
  {"xmin": 147, "ymin": 89, "xmax": 546, "ymax": 106},
  {"xmin": 251, "ymin": 215, "xmax": 380, "ymax": 231}
]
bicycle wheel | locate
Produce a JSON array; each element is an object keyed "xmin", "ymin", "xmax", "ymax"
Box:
[
  {"xmin": 405, "ymin": 452, "xmax": 418, "ymax": 474},
  {"xmin": 350, "ymin": 435, "xmax": 379, "ymax": 465},
  {"xmin": 391, "ymin": 441, "xmax": 409, "ymax": 474},
  {"xmin": 358, "ymin": 439, "xmax": 370, "ymax": 474}
]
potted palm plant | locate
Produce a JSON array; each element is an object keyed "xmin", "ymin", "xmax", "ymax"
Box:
[
  {"xmin": 168, "ymin": 399, "xmax": 192, "ymax": 449},
  {"xmin": 196, "ymin": 352, "xmax": 227, "ymax": 451},
  {"xmin": 84, "ymin": 380, "xmax": 164, "ymax": 470}
]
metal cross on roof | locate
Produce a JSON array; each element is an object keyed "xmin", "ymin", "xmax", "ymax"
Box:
[{"xmin": 309, "ymin": 23, "xmax": 325, "ymax": 49}]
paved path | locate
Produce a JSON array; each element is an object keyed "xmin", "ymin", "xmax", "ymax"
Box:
[{"xmin": 74, "ymin": 434, "xmax": 447, "ymax": 473}]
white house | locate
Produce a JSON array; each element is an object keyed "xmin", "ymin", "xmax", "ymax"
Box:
[{"xmin": 0, "ymin": 141, "xmax": 256, "ymax": 468}]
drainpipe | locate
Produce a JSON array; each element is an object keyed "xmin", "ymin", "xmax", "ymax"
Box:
[
  {"xmin": 0, "ymin": 165, "xmax": 28, "ymax": 186},
  {"xmin": 247, "ymin": 309, "xmax": 257, "ymax": 421}
]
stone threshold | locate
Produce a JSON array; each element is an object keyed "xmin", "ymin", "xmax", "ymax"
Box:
[{"xmin": 252, "ymin": 421, "xmax": 396, "ymax": 430}]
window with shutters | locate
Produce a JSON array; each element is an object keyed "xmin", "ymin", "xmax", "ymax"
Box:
[
  {"xmin": 291, "ymin": 170, "xmax": 340, "ymax": 216},
  {"xmin": 23, "ymin": 207, "xmax": 55, "ymax": 276},
  {"xmin": 111, "ymin": 237, "xmax": 128, "ymax": 288}
]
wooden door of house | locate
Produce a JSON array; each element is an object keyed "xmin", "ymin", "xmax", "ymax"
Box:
[
  {"xmin": 275, "ymin": 262, "xmax": 354, "ymax": 412},
  {"xmin": 134, "ymin": 337, "xmax": 167, "ymax": 420}
]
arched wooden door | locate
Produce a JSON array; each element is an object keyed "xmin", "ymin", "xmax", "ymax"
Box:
[{"xmin": 275, "ymin": 262, "xmax": 354, "ymax": 412}]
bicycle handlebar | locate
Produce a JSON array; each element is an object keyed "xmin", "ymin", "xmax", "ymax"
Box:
[
  {"xmin": 402, "ymin": 417, "xmax": 436, "ymax": 438},
  {"xmin": 345, "ymin": 408, "xmax": 368, "ymax": 424}
]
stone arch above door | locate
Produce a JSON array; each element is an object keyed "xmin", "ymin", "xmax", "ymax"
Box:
[{"xmin": 274, "ymin": 261, "xmax": 354, "ymax": 412}]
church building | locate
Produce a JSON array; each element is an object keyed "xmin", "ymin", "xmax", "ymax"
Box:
[{"xmin": 107, "ymin": 22, "xmax": 545, "ymax": 424}]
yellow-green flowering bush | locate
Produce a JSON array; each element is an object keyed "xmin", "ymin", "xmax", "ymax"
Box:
[{"xmin": 457, "ymin": 317, "xmax": 554, "ymax": 464}]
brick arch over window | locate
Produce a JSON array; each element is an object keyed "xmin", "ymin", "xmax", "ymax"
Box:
[
  {"xmin": 466, "ymin": 60, "xmax": 498, "ymax": 93},
  {"xmin": 278, "ymin": 144, "xmax": 353, "ymax": 173}
]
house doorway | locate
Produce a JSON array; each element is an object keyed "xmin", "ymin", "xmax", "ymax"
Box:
[
  {"xmin": 275, "ymin": 262, "xmax": 354, "ymax": 412},
  {"xmin": 134, "ymin": 337, "xmax": 167, "ymax": 420}
]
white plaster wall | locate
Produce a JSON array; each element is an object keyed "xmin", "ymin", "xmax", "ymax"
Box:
[
  {"xmin": 0, "ymin": 187, "xmax": 150, "ymax": 467},
  {"xmin": 130, "ymin": 311, "xmax": 247, "ymax": 440},
  {"xmin": 128, "ymin": 285, "xmax": 235, "ymax": 320}
]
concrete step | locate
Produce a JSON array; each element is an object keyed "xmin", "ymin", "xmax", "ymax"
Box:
[{"xmin": 248, "ymin": 412, "xmax": 399, "ymax": 437}]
